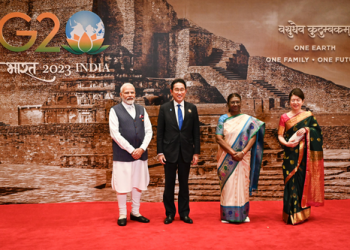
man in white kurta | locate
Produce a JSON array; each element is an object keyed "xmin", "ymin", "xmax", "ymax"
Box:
[{"xmin": 109, "ymin": 83, "xmax": 152, "ymax": 226}]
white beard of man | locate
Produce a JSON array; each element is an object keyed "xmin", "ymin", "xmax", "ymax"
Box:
[{"xmin": 123, "ymin": 98, "xmax": 134, "ymax": 105}]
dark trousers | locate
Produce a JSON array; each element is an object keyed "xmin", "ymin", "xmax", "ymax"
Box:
[{"xmin": 163, "ymin": 150, "xmax": 191, "ymax": 217}]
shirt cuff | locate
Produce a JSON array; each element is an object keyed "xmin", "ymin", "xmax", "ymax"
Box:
[{"xmin": 125, "ymin": 145, "xmax": 135, "ymax": 154}]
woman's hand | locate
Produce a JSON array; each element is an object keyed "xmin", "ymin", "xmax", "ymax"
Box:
[
  {"xmin": 229, "ymin": 149, "xmax": 237, "ymax": 159},
  {"xmin": 296, "ymin": 128, "xmax": 306, "ymax": 136},
  {"xmin": 233, "ymin": 151, "xmax": 244, "ymax": 161},
  {"xmin": 285, "ymin": 139, "xmax": 299, "ymax": 148}
]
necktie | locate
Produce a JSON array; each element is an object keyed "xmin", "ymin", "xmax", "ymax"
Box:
[{"xmin": 177, "ymin": 104, "xmax": 183, "ymax": 130}]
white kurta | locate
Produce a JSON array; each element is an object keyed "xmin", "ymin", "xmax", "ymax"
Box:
[{"xmin": 109, "ymin": 102, "xmax": 153, "ymax": 193}]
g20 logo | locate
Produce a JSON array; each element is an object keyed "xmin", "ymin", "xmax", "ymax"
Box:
[{"xmin": 0, "ymin": 11, "xmax": 109, "ymax": 54}]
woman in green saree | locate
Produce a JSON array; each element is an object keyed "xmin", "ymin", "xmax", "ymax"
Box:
[
  {"xmin": 278, "ymin": 88, "xmax": 324, "ymax": 225},
  {"xmin": 216, "ymin": 93, "xmax": 265, "ymax": 223}
]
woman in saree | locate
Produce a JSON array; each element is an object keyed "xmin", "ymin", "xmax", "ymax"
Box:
[
  {"xmin": 216, "ymin": 93, "xmax": 265, "ymax": 223},
  {"xmin": 278, "ymin": 88, "xmax": 324, "ymax": 225}
]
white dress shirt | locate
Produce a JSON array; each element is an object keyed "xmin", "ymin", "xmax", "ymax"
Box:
[{"xmin": 109, "ymin": 101, "xmax": 153, "ymax": 154}]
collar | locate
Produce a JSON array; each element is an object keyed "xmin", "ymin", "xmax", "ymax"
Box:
[
  {"xmin": 173, "ymin": 100, "xmax": 185, "ymax": 107},
  {"xmin": 122, "ymin": 101, "xmax": 135, "ymax": 109}
]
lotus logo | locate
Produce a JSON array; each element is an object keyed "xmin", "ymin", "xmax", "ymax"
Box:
[{"xmin": 62, "ymin": 11, "xmax": 109, "ymax": 55}]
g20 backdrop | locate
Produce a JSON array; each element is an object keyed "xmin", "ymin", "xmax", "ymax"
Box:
[{"xmin": 0, "ymin": 0, "xmax": 349, "ymax": 204}]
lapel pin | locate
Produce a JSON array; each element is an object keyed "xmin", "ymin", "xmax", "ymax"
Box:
[
  {"xmin": 188, "ymin": 109, "xmax": 192, "ymax": 113},
  {"xmin": 170, "ymin": 109, "xmax": 172, "ymax": 111}
]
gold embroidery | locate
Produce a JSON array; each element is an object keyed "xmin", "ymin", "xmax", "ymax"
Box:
[
  {"xmin": 285, "ymin": 111, "xmax": 312, "ymax": 131},
  {"xmin": 297, "ymin": 140, "xmax": 305, "ymax": 170},
  {"xmin": 301, "ymin": 131, "xmax": 324, "ymax": 208},
  {"xmin": 286, "ymin": 170, "xmax": 289, "ymax": 174},
  {"xmin": 283, "ymin": 165, "xmax": 285, "ymax": 169},
  {"xmin": 313, "ymin": 123, "xmax": 317, "ymax": 126},
  {"xmin": 304, "ymin": 120, "xmax": 307, "ymax": 125},
  {"xmin": 290, "ymin": 160, "xmax": 294, "ymax": 165},
  {"xmin": 278, "ymin": 125, "xmax": 285, "ymax": 135},
  {"xmin": 284, "ymin": 139, "xmax": 305, "ymax": 185},
  {"xmin": 291, "ymin": 209, "xmax": 311, "ymax": 225},
  {"xmin": 293, "ymin": 126, "xmax": 297, "ymax": 132},
  {"xmin": 295, "ymin": 149, "xmax": 298, "ymax": 153},
  {"xmin": 317, "ymin": 138, "xmax": 321, "ymax": 142},
  {"xmin": 311, "ymin": 137, "xmax": 314, "ymax": 141},
  {"xmin": 310, "ymin": 151, "xmax": 323, "ymax": 161},
  {"xmin": 283, "ymin": 209, "xmax": 311, "ymax": 225}
]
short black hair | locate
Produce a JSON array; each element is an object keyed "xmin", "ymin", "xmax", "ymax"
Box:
[
  {"xmin": 289, "ymin": 88, "xmax": 305, "ymax": 101},
  {"xmin": 171, "ymin": 78, "xmax": 186, "ymax": 90},
  {"xmin": 227, "ymin": 93, "xmax": 241, "ymax": 104}
]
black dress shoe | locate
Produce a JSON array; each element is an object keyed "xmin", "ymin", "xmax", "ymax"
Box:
[
  {"xmin": 180, "ymin": 216, "xmax": 193, "ymax": 224},
  {"xmin": 117, "ymin": 218, "xmax": 127, "ymax": 226},
  {"xmin": 130, "ymin": 213, "xmax": 150, "ymax": 223},
  {"xmin": 164, "ymin": 215, "xmax": 174, "ymax": 224}
]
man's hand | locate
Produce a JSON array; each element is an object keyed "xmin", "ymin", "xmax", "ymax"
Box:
[
  {"xmin": 132, "ymin": 148, "xmax": 144, "ymax": 160},
  {"xmin": 192, "ymin": 154, "xmax": 199, "ymax": 165},
  {"xmin": 158, "ymin": 154, "xmax": 166, "ymax": 165}
]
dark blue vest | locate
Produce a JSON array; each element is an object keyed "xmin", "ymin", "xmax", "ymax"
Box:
[{"xmin": 112, "ymin": 103, "xmax": 148, "ymax": 162}]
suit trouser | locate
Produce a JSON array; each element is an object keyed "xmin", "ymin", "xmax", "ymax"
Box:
[{"xmin": 163, "ymin": 150, "xmax": 191, "ymax": 217}]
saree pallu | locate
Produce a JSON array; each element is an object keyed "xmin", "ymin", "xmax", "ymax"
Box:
[
  {"xmin": 278, "ymin": 111, "xmax": 324, "ymax": 225},
  {"xmin": 216, "ymin": 114, "xmax": 265, "ymax": 222}
]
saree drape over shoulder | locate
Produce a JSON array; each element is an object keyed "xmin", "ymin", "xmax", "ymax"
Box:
[
  {"xmin": 278, "ymin": 111, "xmax": 324, "ymax": 225},
  {"xmin": 216, "ymin": 114, "xmax": 265, "ymax": 222}
]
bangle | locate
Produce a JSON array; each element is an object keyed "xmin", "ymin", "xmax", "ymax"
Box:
[{"xmin": 242, "ymin": 150, "xmax": 245, "ymax": 155}]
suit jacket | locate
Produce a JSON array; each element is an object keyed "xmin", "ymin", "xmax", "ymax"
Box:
[{"xmin": 157, "ymin": 101, "xmax": 200, "ymax": 163}]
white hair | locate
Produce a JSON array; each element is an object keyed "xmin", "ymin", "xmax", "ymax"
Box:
[{"xmin": 120, "ymin": 82, "xmax": 135, "ymax": 93}]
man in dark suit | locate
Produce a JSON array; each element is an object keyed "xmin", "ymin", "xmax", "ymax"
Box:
[{"xmin": 157, "ymin": 79, "xmax": 200, "ymax": 224}]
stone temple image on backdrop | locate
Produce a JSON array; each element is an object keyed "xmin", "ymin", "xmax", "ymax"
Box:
[{"xmin": 0, "ymin": 0, "xmax": 349, "ymax": 204}]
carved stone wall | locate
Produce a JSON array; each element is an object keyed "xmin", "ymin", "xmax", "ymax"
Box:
[
  {"xmin": 247, "ymin": 56, "xmax": 350, "ymax": 112},
  {"xmin": 18, "ymin": 106, "xmax": 43, "ymax": 125},
  {"xmin": 189, "ymin": 31, "xmax": 213, "ymax": 66},
  {"xmin": 132, "ymin": 0, "xmax": 178, "ymax": 76},
  {"xmin": 175, "ymin": 29, "xmax": 190, "ymax": 78},
  {"xmin": 0, "ymin": 122, "xmax": 348, "ymax": 167}
]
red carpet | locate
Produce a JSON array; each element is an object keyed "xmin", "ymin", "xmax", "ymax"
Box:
[{"xmin": 1, "ymin": 200, "xmax": 349, "ymax": 250}]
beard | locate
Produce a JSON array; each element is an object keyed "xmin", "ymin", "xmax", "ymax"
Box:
[{"xmin": 124, "ymin": 98, "xmax": 135, "ymax": 105}]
